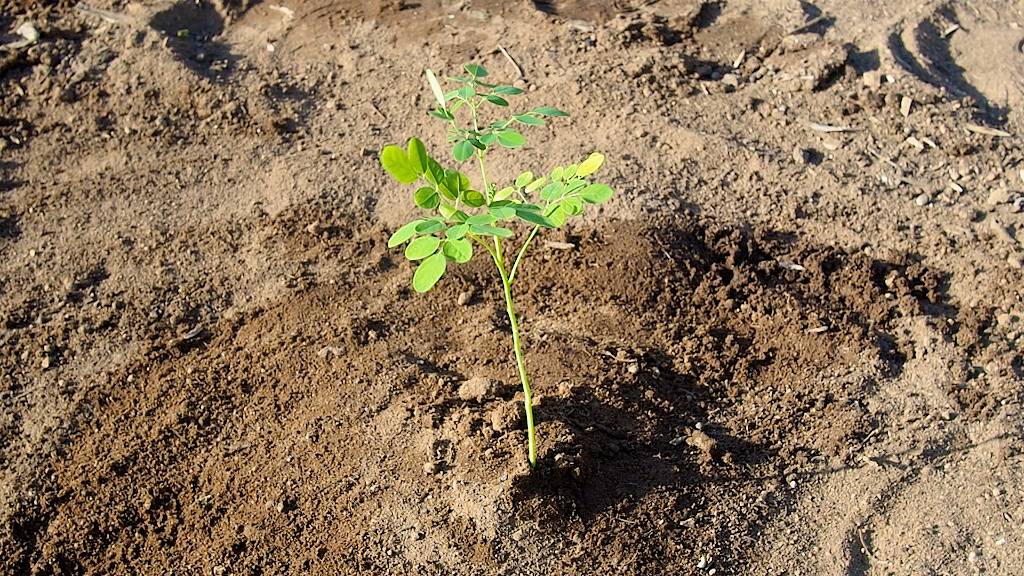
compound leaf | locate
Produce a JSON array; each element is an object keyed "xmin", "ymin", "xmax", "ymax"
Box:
[
  {"xmin": 406, "ymin": 236, "xmax": 441, "ymax": 260},
  {"xmin": 413, "ymin": 252, "xmax": 447, "ymax": 293},
  {"xmin": 466, "ymin": 213, "xmax": 496, "ymax": 226}
]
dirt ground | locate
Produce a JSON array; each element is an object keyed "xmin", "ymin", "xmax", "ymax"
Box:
[{"xmin": 1, "ymin": 0, "xmax": 1023, "ymax": 574}]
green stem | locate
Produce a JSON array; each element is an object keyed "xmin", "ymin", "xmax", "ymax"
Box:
[
  {"xmin": 493, "ymin": 240, "xmax": 537, "ymax": 468},
  {"xmin": 509, "ymin": 226, "xmax": 540, "ymax": 285}
]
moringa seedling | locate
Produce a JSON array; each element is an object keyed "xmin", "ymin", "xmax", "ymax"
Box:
[{"xmin": 380, "ymin": 63, "xmax": 614, "ymax": 468}]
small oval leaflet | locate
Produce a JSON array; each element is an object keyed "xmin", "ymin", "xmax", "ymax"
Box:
[
  {"xmin": 413, "ymin": 252, "xmax": 447, "ymax": 293},
  {"xmin": 453, "ymin": 140, "xmax": 476, "ymax": 162},
  {"xmin": 425, "ymin": 68, "xmax": 447, "ymax": 108},
  {"xmin": 497, "ymin": 129, "xmax": 526, "ymax": 149},
  {"xmin": 577, "ymin": 152, "xmax": 605, "ymax": 176},
  {"xmin": 414, "ymin": 187, "xmax": 440, "ymax": 210},
  {"xmin": 405, "ymin": 236, "xmax": 441, "ymax": 260},
  {"xmin": 387, "ymin": 220, "xmax": 425, "ymax": 248},
  {"xmin": 581, "ymin": 183, "xmax": 613, "ymax": 204},
  {"xmin": 442, "ymin": 238, "xmax": 473, "ymax": 263},
  {"xmin": 380, "ymin": 145, "xmax": 418, "ymax": 184}
]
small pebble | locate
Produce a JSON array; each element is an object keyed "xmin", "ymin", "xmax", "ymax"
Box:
[
  {"xmin": 915, "ymin": 193, "xmax": 931, "ymax": 206},
  {"xmin": 422, "ymin": 461, "xmax": 438, "ymax": 475},
  {"xmin": 457, "ymin": 290, "xmax": 472, "ymax": 306}
]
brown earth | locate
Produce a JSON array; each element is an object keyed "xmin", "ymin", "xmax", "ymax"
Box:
[{"xmin": 1, "ymin": 0, "xmax": 1023, "ymax": 574}]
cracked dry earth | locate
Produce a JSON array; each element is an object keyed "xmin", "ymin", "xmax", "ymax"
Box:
[{"xmin": 1, "ymin": 0, "xmax": 1023, "ymax": 574}]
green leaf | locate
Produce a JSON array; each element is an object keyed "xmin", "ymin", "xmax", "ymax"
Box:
[
  {"xmin": 489, "ymin": 205, "xmax": 516, "ymax": 219},
  {"xmin": 563, "ymin": 164, "xmax": 578, "ymax": 179},
  {"xmin": 492, "ymin": 85, "xmax": 524, "ymax": 95},
  {"xmin": 564, "ymin": 178, "xmax": 586, "ymax": 194},
  {"xmin": 525, "ymin": 176, "xmax": 547, "ymax": 193},
  {"xmin": 387, "ymin": 220, "xmax": 425, "ymax": 248},
  {"xmin": 425, "ymin": 69, "xmax": 446, "ymax": 107},
  {"xmin": 496, "ymin": 129, "xmax": 526, "ymax": 149},
  {"xmin": 462, "ymin": 190, "xmax": 486, "ymax": 207},
  {"xmin": 442, "ymin": 238, "xmax": 473, "ymax": 263},
  {"xmin": 494, "ymin": 186, "xmax": 516, "ymax": 201},
  {"xmin": 581, "ymin": 183, "xmax": 614, "ymax": 204},
  {"xmin": 540, "ymin": 182, "xmax": 565, "ymax": 202},
  {"xmin": 453, "ymin": 140, "xmax": 476, "ymax": 162},
  {"xmin": 533, "ymin": 106, "xmax": 568, "ymax": 117},
  {"xmin": 470, "ymin": 224, "xmax": 514, "ymax": 238},
  {"xmin": 551, "ymin": 166, "xmax": 564, "ymax": 181},
  {"xmin": 429, "ymin": 108, "xmax": 454, "ymax": 121},
  {"xmin": 467, "ymin": 213, "xmax": 496, "ymax": 226},
  {"xmin": 547, "ymin": 205, "xmax": 567, "ymax": 227},
  {"xmin": 479, "ymin": 133, "xmax": 498, "ymax": 146},
  {"xmin": 577, "ymin": 152, "xmax": 605, "ymax": 177},
  {"xmin": 515, "ymin": 207, "xmax": 555, "ymax": 228},
  {"xmin": 514, "ymin": 114, "xmax": 546, "ymax": 126},
  {"xmin": 414, "ymin": 187, "xmax": 439, "ymax": 209},
  {"xmin": 456, "ymin": 85, "xmax": 475, "ymax": 99},
  {"xmin": 561, "ymin": 197, "xmax": 583, "ymax": 216},
  {"xmin": 446, "ymin": 223, "xmax": 470, "ymax": 239},
  {"xmin": 514, "ymin": 171, "xmax": 534, "ymax": 187},
  {"xmin": 485, "ymin": 95, "xmax": 509, "ymax": 106},
  {"xmin": 407, "ymin": 138, "xmax": 429, "ymax": 174},
  {"xmin": 415, "ymin": 219, "xmax": 445, "ymax": 234},
  {"xmin": 469, "ymin": 138, "xmax": 487, "ymax": 151},
  {"xmin": 405, "ymin": 236, "xmax": 441, "ymax": 260},
  {"xmin": 464, "ymin": 63, "xmax": 488, "ymax": 77},
  {"xmin": 380, "ymin": 146, "xmax": 418, "ymax": 184},
  {"xmin": 413, "ymin": 252, "xmax": 447, "ymax": 293}
]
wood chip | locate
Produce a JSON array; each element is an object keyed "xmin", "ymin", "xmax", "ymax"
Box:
[
  {"xmin": 732, "ymin": 49, "xmax": 745, "ymax": 69},
  {"xmin": 965, "ymin": 123, "xmax": 1012, "ymax": 138},
  {"xmin": 777, "ymin": 260, "xmax": 806, "ymax": 271},
  {"xmin": 943, "ymin": 24, "xmax": 960, "ymax": 37},
  {"xmin": 806, "ymin": 121, "xmax": 856, "ymax": 133},
  {"xmin": 806, "ymin": 325, "xmax": 829, "ymax": 334},
  {"xmin": 498, "ymin": 44, "xmax": 525, "ymax": 79}
]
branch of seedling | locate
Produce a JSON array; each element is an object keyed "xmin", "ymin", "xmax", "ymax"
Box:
[{"xmin": 380, "ymin": 63, "xmax": 614, "ymax": 469}]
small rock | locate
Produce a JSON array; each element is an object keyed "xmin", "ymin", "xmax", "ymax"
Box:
[
  {"xmin": 900, "ymin": 95, "xmax": 913, "ymax": 117},
  {"xmin": 862, "ymin": 70, "xmax": 882, "ymax": 90},
  {"xmin": 41, "ymin": 356, "xmax": 51, "ymax": 370},
  {"xmin": 490, "ymin": 401, "xmax": 522, "ymax": 432},
  {"xmin": 422, "ymin": 461, "xmax": 438, "ymax": 475},
  {"xmin": 457, "ymin": 290, "xmax": 473, "ymax": 306},
  {"xmin": 721, "ymin": 73, "xmax": 740, "ymax": 91},
  {"xmin": 987, "ymin": 187, "xmax": 1011, "ymax": 206},
  {"xmin": 988, "ymin": 217, "xmax": 1016, "ymax": 244},
  {"xmin": 685, "ymin": 430, "xmax": 719, "ymax": 463},
  {"xmin": 1008, "ymin": 255, "xmax": 1023, "ymax": 269},
  {"xmin": 914, "ymin": 193, "xmax": 931, "ymax": 206},
  {"xmin": 458, "ymin": 376, "xmax": 499, "ymax": 402},
  {"xmin": 792, "ymin": 146, "xmax": 810, "ymax": 165}
]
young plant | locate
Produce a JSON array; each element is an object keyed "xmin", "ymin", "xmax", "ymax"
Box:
[{"xmin": 380, "ymin": 63, "xmax": 614, "ymax": 468}]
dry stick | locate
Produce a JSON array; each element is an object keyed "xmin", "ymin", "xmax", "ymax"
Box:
[{"xmin": 498, "ymin": 44, "xmax": 525, "ymax": 79}]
